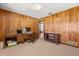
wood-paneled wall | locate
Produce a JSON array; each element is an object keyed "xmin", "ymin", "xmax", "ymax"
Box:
[
  {"xmin": 44, "ymin": 6, "xmax": 79, "ymax": 47},
  {"xmin": 0, "ymin": 9, "xmax": 39, "ymax": 41}
]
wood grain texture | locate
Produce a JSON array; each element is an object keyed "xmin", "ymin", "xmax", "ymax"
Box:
[
  {"xmin": 0, "ymin": 9, "xmax": 39, "ymax": 42},
  {"xmin": 44, "ymin": 6, "xmax": 79, "ymax": 47}
]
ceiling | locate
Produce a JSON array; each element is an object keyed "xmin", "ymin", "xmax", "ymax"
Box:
[{"xmin": 0, "ymin": 3, "xmax": 79, "ymax": 18}]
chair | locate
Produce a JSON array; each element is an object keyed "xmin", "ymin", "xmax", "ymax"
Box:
[
  {"xmin": 26, "ymin": 27, "xmax": 31, "ymax": 32},
  {"xmin": 17, "ymin": 29, "xmax": 22, "ymax": 33}
]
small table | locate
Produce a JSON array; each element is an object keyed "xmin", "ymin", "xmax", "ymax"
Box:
[
  {"xmin": 3, "ymin": 32, "xmax": 33, "ymax": 49},
  {"xmin": 3, "ymin": 34, "xmax": 17, "ymax": 49}
]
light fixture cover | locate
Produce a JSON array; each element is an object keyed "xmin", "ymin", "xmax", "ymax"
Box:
[{"xmin": 32, "ymin": 4, "xmax": 42, "ymax": 11}]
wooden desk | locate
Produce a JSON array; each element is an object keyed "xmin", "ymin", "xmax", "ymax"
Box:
[{"xmin": 3, "ymin": 33, "xmax": 33, "ymax": 49}]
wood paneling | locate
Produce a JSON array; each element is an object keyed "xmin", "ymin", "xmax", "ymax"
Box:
[
  {"xmin": 0, "ymin": 9, "xmax": 39, "ymax": 41},
  {"xmin": 44, "ymin": 16, "xmax": 53, "ymax": 33},
  {"xmin": 44, "ymin": 6, "xmax": 79, "ymax": 47}
]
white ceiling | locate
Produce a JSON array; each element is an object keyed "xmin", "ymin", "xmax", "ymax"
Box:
[{"xmin": 0, "ymin": 3, "xmax": 79, "ymax": 18}]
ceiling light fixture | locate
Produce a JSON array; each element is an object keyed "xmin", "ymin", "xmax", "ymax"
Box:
[{"xmin": 32, "ymin": 4, "xmax": 42, "ymax": 11}]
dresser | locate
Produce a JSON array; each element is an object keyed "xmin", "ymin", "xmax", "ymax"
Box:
[{"xmin": 44, "ymin": 33, "xmax": 60, "ymax": 44}]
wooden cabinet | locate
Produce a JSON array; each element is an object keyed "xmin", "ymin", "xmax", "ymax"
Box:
[{"xmin": 44, "ymin": 33, "xmax": 60, "ymax": 44}]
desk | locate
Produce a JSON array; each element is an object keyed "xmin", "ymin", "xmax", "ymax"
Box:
[
  {"xmin": 3, "ymin": 32, "xmax": 33, "ymax": 49},
  {"xmin": 17, "ymin": 33, "xmax": 33, "ymax": 43}
]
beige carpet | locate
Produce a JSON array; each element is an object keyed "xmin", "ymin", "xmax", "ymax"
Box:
[{"xmin": 0, "ymin": 33, "xmax": 79, "ymax": 56}]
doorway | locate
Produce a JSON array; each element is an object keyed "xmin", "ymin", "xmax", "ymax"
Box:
[{"xmin": 38, "ymin": 21, "xmax": 44, "ymax": 39}]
